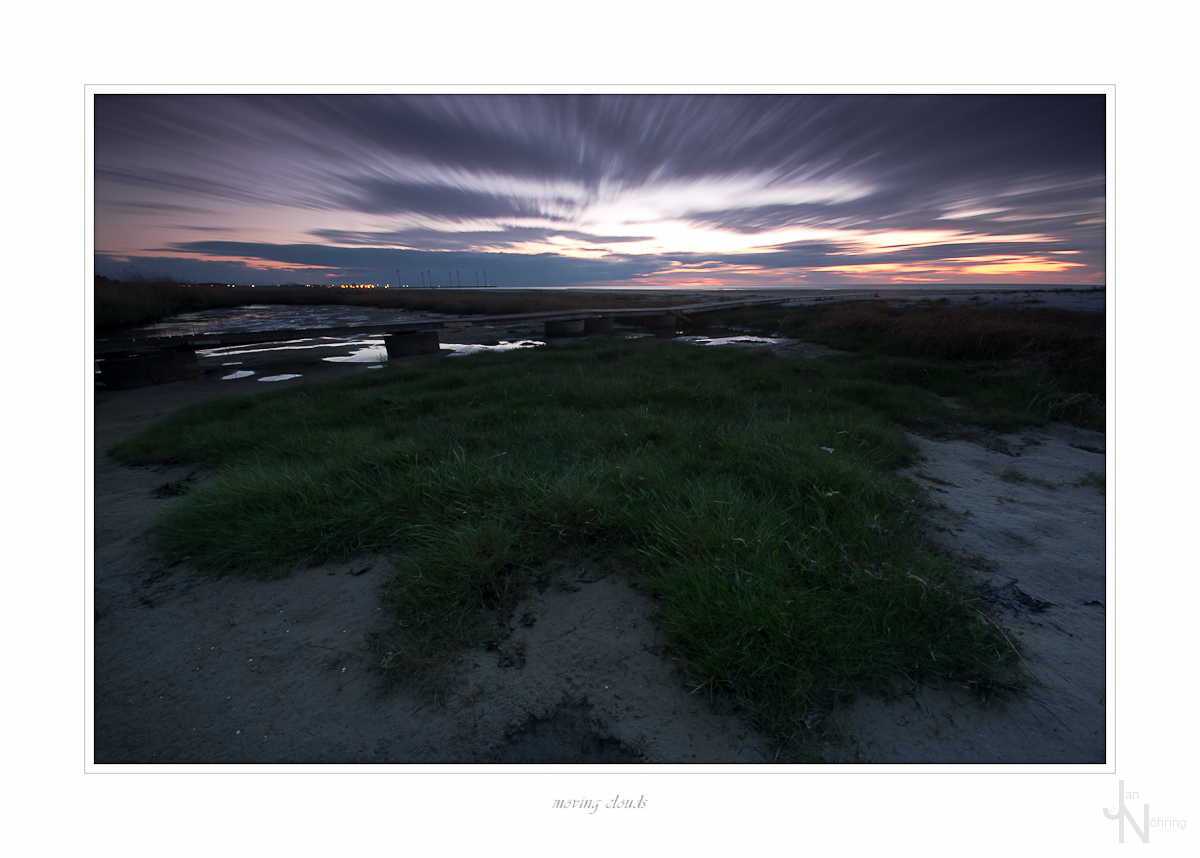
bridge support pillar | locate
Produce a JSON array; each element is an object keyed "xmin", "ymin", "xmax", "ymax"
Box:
[
  {"xmin": 644, "ymin": 313, "xmax": 678, "ymax": 335},
  {"xmin": 97, "ymin": 349, "xmax": 201, "ymax": 389},
  {"xmin": 384, "ymin": 330, "xmax": 441, "ymax": 358},
  {"xmin": 583, "ymin": 316, "xmax": 614, "ymax": 333},
  {"xmin": 544, "ymin": 319, "xmax": 586, "ymax": 337}
]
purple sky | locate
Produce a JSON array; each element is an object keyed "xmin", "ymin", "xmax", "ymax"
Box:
[{"xmin": 93, "ymin": 93, "xmax": 1106, "ymax": 289}]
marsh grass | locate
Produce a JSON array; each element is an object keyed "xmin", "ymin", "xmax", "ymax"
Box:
[
  {"xmin": 706, "ymin": 300, "xmax": 1105, "ymax": 431},
  {"xmin": 94, "ymin": 276, "xmax": 240, "ymax": 331},
  {"xmin": 111, "ymin": 335, "xmax": 1021, "ymax": 748}
]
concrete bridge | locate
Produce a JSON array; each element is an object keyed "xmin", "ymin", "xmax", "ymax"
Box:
[{"xmin": 93, "ymin": 295, "xmax": 811, "ymax": 389}]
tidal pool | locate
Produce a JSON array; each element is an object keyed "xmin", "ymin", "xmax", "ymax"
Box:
[{"xmin": 444, "ymin": 340, "xmax": 543, "ymax": 357}]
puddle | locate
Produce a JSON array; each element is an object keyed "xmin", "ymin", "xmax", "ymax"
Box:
[
  {"xmin": 678, "ymin": 335, "xmax": 786, "ymax": 347},
  {"xmin": 317, "ymin": 339, "xmax": 543, "ymax": 363},
  {"xmin": 323, "ymin": 342, "xmax": 387, "ymax": 363},
  {"xmin": 194, "ymin": 335, "xmax": 548, "ymax": 380},
  {"xmin": 200, "ymin": 338, "xmax": 357, "ymax": 359},
  {"xmin": 445, "ymin": 340, "xmax": 543, "ymax": 357}
]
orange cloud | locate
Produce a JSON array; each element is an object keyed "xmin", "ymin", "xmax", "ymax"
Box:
[
  {"xmin": 962, "ymin": 259, "xmax": 1085, "ymax": 275},
  {"xmin": 181, "ymin": 253, "xmax": 340, "ymax": 273},
  {"xmin": 814, "ymin": 262, "xmax": 942, "ymax": 276},
  {"xmin": 813, "ymin": 253, "xmax": 1088, "ymax": 281}
]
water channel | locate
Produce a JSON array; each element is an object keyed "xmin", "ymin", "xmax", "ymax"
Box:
[{"xmin": 96, "ymin": 288, "xmax": 1103, "ymax": 388}]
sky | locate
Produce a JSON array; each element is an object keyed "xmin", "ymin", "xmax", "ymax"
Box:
[{"xmin": 92, "ymin": 93, "xmax": 1107, "ymax": 290}]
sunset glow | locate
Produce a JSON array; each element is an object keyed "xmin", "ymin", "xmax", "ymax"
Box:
[{"xmin": 93, "ymin": 93, "xmax": 1106, "ymax": 289}]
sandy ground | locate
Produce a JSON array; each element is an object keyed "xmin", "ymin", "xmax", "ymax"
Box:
[
  {"xmin": 836, "ymin": 422, "xmax": 1107, "ymax": 763},
  {"xmin": 91, "ymin": 310, "xmax": 1106, "ymax": 766}
]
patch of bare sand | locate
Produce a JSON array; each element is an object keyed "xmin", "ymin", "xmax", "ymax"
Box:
[{"xmin": 835, "ymin": 423, "xmax": 1107, "ymax": 763}]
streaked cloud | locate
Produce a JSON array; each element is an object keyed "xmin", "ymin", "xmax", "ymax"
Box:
[{"xmin": 93, "ymin": 93, "xmax": 1106, "ymax": 287}]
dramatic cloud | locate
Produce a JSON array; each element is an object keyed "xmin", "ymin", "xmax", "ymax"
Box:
[{"xmin": 93, "ymin": 93, "xmax": 1106, "ymax": 288}]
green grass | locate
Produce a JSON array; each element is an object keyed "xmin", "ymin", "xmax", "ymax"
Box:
[
  {"xmin": 110, "ymin": 333, "xmax": 1034, "ymax": 752},
  {"xmin": 702, "ymin": 300, "xmax": 1105, "ymax": 431}
]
